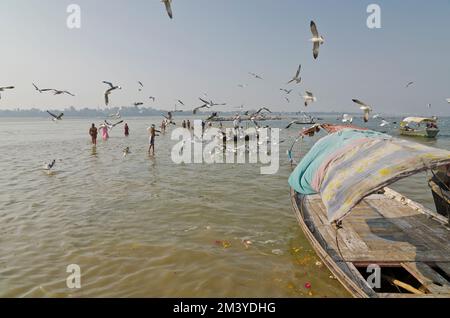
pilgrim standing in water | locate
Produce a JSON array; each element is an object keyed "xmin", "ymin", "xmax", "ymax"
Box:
[
  {"xmin": 101, "ymin": 124, "xmax": 109, "ymax": 141},
  {"xmin": 147, "ymin": 124, "xmax": 161, "ymax": 156},
  {"xmin": 124, "ymin": 123, "xmax": 129, "ymax": 137},
  {"xmin": 89, "ymin": 123, "xmax": 98, "ymax": 145}
]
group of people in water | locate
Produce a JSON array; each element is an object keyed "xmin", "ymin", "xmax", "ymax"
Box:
[
  {"xmin": 89, "ymin": 122, "xmax": 130, "ymax": 145},
  {"xmin": 88, "ymin": 121, "xmax": 163, "ymax": 156},
  {"xmin": 88, "ymin": 119, "xmax": 230, "ymax": 156}
]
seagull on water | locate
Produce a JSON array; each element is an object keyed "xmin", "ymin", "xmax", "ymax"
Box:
[
  {"xmin": 287, "ymin": 64, "xmax": 302, "ymax": 84},
  {"xmin": 162, "ymin": 0, "xmax": 173, "ymax": 19},
  {"xmin": 47, "ymin": 111, "xmax": 64, "ymax": 122},
  {"xmin": 43, "ymin": 160, "xmax": 56, "ymax": 171},
  {"xmin": 123, "ymin": 147, "xmax": 131, "ymax": 157},
  {"xmin": 310, "ymin": 21, "xmax": 324, "ymax": 60},
  {"xmin": 302, "ymin": 91, "xmax": 317, "ymax": 107},
  {"xmin": 352, "ymin": 99, "xmax": 373, "ymax": 123},
  {"xmin": 0, "ymin": 86, "xmax": 15, "ymax": 99},
  {"xmin": 103, "ymin": 81, "xmax": 122, "ymax": 106}
]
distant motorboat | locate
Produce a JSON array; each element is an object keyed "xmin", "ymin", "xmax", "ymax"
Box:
[{"xmin": 400, "ymin": 117, "xmax": 439, "ymax": 138}]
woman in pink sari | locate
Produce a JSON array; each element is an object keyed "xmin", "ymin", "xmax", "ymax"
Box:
[{"xmin": 100, "ymin": 124, "xmax": 109, "ymax": 141}]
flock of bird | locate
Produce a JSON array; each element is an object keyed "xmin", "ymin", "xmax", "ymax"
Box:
[{"xmin": 2, "ymin": 2, "xmax": 449, "ymax": 169}]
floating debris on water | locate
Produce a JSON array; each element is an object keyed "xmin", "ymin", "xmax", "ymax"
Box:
[
  {"xmin": 272, "ymin": 249, "xmax": 283, "ymax": 255},
  {"xmin": 242, "ymin": 240, "xmax": 252, "ymax": 249},
  {"xmin": 215, "ymin": 240, "xmax": 231, "ymax": 249}
]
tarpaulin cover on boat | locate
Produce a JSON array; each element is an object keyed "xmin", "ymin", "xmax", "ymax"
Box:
[{"xmin": 289, "ymin": 128, "xmax": 450, "ymax": 223}]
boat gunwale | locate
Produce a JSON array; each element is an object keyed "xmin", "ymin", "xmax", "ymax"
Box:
[{"xmin": 290, "ymin": 187, "xmax": 450, "ymax": 298}]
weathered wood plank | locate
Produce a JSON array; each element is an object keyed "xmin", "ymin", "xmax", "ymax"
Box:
[
  {"xmin": 435, "ymin": 262, "xmax": 450, "ymax": 278},
  {"xmin": 401, "ymin": 262, "xmax": 450, "ymax": 294}
]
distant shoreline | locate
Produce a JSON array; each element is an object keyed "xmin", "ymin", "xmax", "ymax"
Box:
[{"xmin": 0, "ymin": 108, "xmax": 444, "ymax": 118}]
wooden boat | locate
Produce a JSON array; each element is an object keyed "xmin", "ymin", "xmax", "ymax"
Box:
[
  {"xmin": 400, "ymin": 117, "xmax": 439, "ymax": 138},
  {"xmin": 428, "ymin": 171, "xmax": 450, "ymax": 222},
  {"xmin": 291, "ymin": 187, "xmax": 450, "ymax": 298},
  {"xmin": 289, "ymin": 124, "xmax": 450, "ymax": 298}
]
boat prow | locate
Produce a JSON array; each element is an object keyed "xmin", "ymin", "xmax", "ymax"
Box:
[{"xmin": 291, "ymin": 187, "xmax": 450, "ymax": 298}]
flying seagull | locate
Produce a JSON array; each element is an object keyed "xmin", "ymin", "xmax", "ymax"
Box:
[
  {"xmin": 193, "ymin": 104, "xmax": 211, "ymax": 114},
  {"xmin": 287, "ymin": 64, "xmax": 302, "ymax": 84},
  {"xmin": 103, "ymin": 81, "xmax": 122, "ymax": 106},
  {"xmin": 302, "ymin": 91, "xmax": 317, "ymax": 107},
  {"xmin": 138, "ymin": 81, "xmax": 144, "ymax": 91},
  {"xmin": 285, "ymin": 119, "xmax": 312, "ymax": 129},
  {"xmin": 109, "ymin": 110, "xmax": 121, "ymax": 119},
  {"xmin": 206, "ymin": 112, "xmax": 219, "ymax": 121},
  {"xmin": 249, "ymin": 72, "xmax": 263, "ymax": 80},
  {"xmin": 285, "ymin": 97, "xmax": 290, "ymax": 103},
  {"xmin": 405, "ymin": 81, "xmax": 414, "ymax": 88},
  {"xmin": 0, "ymin": 86, "xmax": 15, "ymax": 99},
  {"xmin": 104, "ymin": 120, "xmax": 124, "ymax": 130},
  {"xmin": 177, "ymin": 99, "xmax": 185, "ymax": 106},
  {"xmin": 352, "ymin": 99, "xmax": 373, "ymax": 122},
  {"xmin": 47, "ymin": 111, "xmax": 64, "ymax": 121},
  {"xmin": 46, "ymin": 89, "xmax": 75, "ymax": 96},
  {"xmin": 342, "ymin": 114, "xmax": 353, "ymax": 123},
  {"xmin": 237, "ymin": 84, "xmax": 248, "ymax": 88},
  {"xmin": 32, "ymin": 83, "xmax": 43, "ymax": 93},
  {"xmin": 134, "ymin": 102, "xmax": 144, "ymax": 107},
  {"xmin": 280, "ymin": 88, "xmax": 293, "ymax": 94},
  {"xmin": 310, "ymin": 21, "xmax": 324, "ymax": 60},
  {"xmin": 250, "ymin": 107, "xmax": 272, "ymax": 118},
  {"xmin": 380, "ymin": 119, "xmax": 390, "ymax": 127},
  {"xmin": 162, "ymin": 0, "xmax": 173, "ymax": 19},
  {"xmin": 163, "ymin": 111, "xmax": 176, "ymax": 125},
  {"xmin": 149, "ymin": 96, "xmax": 156, "ymax": 102}
]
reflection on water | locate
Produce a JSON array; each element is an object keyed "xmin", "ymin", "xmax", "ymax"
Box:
[{"xmin": 0, "ymin": 116, "xmax": 448, "ymax": 297}]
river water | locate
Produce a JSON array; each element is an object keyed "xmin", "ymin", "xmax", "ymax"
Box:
[{"xmin": 0, "ymin": 115, "xmax": 449, "ymax": 297}]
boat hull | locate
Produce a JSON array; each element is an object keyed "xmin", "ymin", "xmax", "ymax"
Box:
[
  {"xmin": 290, "ymin": 187, "xmax": 450, "ymax": 298},
  {"xmin": 400, "ymin": 128, "xmax": 439, "ymax": 138}
]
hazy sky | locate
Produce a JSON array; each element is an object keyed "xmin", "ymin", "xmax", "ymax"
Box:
[{"xmin": 0, "ymin": 0, "xmax": 449, "ymax": 116}]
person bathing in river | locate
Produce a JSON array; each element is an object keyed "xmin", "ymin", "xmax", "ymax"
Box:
[
  {"xmin": 147, "ymin": 124, "xmax": 161, "ymax": 156},
  {"xmin": 101, "ymin": 124, "xmax": 109, "ymax": 141},
  {"xmin": 89, "ymin": 123, "xmax": 98, "ymax": 145}
]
